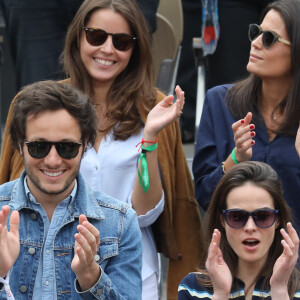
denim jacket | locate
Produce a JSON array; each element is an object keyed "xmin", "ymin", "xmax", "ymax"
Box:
[{"xmin": 0, "ymin": 171, "xmax": 142, "ymax": 300}]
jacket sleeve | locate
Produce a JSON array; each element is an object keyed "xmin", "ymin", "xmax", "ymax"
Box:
[
  {"xmin": 155, "ymin": 117, "xmax": 205, "ymax": 299},
  {"xmin": 75, "ymin": 208, "xmax": 142, "ymax": 300},
  {"xmin": 165, "ymin": 120, "xmax": 205, "ymax": 300},
  {"xmin": 193, "ymin": 86, "xmax": 236, "ymax": 211},
  {"xmin": 0, "ymin": 97, "xmax": 24, "ymax": 184}
]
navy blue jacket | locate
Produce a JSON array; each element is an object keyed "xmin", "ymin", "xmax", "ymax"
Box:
[{"xmin": 193, "ymin": 85, "xmax": 300, "ymax": 231}]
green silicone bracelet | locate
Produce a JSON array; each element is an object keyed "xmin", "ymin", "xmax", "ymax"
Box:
[{"xmin": 231, "ymin": 148, "xmax": 239, "ymax": 164}]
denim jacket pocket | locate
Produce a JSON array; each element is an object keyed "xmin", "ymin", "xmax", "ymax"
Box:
[{"xmin": 97, "ymin": 238, "xmax": 119, "ymax": 265}]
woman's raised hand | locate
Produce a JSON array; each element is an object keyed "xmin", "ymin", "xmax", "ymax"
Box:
[
  {"xmin": 231, "ymin": 112, "xmax": 256, "ymax": 163},
  {"xmin": 144, "ymin": 85, "xmax": 185, "ymax": 139},
  {"xmin": 205, "ymin": 229, "xmax": 232, "ymax": 299},
  {"xmin": 270, "ymin": 222, "xmax": 299, "ymax": 298}
]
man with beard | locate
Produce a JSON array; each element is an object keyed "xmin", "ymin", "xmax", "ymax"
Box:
[{"xmin": 0, "ymin": 80, "xmax": 142, "ymax": 299}]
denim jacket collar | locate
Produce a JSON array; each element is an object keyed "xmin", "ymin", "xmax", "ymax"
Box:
[{"xmin": 9, "ymin": 171, "xmax": 105, "ymax": 220}]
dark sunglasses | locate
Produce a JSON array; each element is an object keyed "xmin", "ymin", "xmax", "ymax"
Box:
[
  {"xmin": 83, "ymin": 27, "xmax": 137, "ymax": 51},
  {"xmin": 25, "ymin": 140, "xmax": 82, "ymax": 159},
  {"xmin": 248, "ymin": 24, "xmax": 291, "ymax": 49},
  {"xmin": 222, "ymin": 208, "xmax": 279, "ymax": 229}
]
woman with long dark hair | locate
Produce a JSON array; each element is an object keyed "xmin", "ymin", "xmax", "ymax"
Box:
[
  {"xmin": 193, "ymin": 0, "xmax": 300, "ymax": 235},
  {"xmin": 179, "ymin": 161, "xmax": 300, "ymax": 299}
]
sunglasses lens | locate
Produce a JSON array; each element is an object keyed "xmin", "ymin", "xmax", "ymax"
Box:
[
  {"xmin": 225, "ymin": 210, "xmax": 248, "ymax": 228},
  {"xmin": 249, "ymin": 24, "xmax": 260, "ymax": 41},
  {"xmin": 113, "ymin": 34, "xmax": 135, "ymax": 51},
  {"xmin": 26, "ymin": 141, "xmax": 51, "ymax": 159},
  {"xmin": 253, "ymin": 210, "xmax": 277, "ymax": 228},
  {"xmin": 262, "ymin": 31, "xmax": 276, "ymax": 49},
  {"xmin": 85, "ymin": 29, "xmax": 107, "ymax": 46},
  {"xmin": 56, "ymin": 142, "xmax": 81, "ymax": 159}
]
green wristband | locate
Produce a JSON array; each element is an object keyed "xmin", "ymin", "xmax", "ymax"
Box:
[
  {"xmin": 231, "ymin": 148, "xmax": 239, "ymax": 164},
  {"xmin": 137, "ymin": 143, "xmax": 158, "ymax": 192}
]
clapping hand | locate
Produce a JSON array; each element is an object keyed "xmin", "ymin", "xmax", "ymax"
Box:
[
  {"xmin": 71, "ymin": 215, "xmax": 101, "ymax": 291},
  {"xmin": 270, "ymin": 223, "xmax": 299, "ymax": 297},
  {"xmin": 0, "ymin": 206, "xmax": 20, "ymax": 278},
  {"xmin": 205, "ymin": 229, "xmax": 232, "ymax": 299},
  {"xmin": 231, "ymin": 112, "xmax": 256, "ymax": 163}
]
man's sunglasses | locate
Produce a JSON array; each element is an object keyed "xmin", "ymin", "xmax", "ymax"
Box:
[
  {"xmin": 248, "ymin": 24, "xmax": 291, "ymax": 49},
  {"xmin": 25, "ymin": 141, "xmax": 82, "ymax": 159},
  {"xmin": 222, "ymin": 208, "xmax": 279, "ymax": 229},
  {"xmin": 83, "ymin": 27, "xmax": 137, "ymax": 51}
]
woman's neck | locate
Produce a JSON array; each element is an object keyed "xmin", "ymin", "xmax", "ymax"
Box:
[
  {"xmin": 236, "ymin": 259, "xmax": 264, "ymax": 290},
  {"xmin": 91, "ymin": 82, "xmax": 110, "ymax": 150},
  {"xmin": 260, "ymin": 77, "xmax": 291, "ymax": 111},
  {"xmin": 92, "ymin": 80, "xmax": 112, "ymax": 106}
]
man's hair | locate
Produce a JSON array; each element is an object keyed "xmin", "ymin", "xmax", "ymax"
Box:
[{"xmin": 10, "ymin": 80, "xmax": 98, "ymax": 150}]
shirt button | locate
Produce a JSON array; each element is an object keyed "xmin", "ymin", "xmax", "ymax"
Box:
[
  {"xmin": 46, "ymin": 249, "xmax": 50, "ymax": 255},
  {"xmin": 45, "ymin": 280, "xmax": 50, "ymax": 286},
  {"xmin": 19, "ymin": 285, "xmax": 27, "ymax": 293},
  {"xmin": 30, "ymin": 213, "xmax": 37, "ymax": 220},
  {"xmin": 28, "ymin": 247, "xmax": 36, "ymax": 255},
  {"xmin": 94, "ymin": 254, "xmax": 100, "ymax": 262}
]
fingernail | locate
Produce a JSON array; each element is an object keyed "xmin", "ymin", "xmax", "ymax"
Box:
[
  {"xmin": 251, "ymin": 132, "xmax": 255, "ymax": 136},
  {"xmin": 241, "ymin": 120, "xmax": 245, "ymax": 124},
  {"xmin": 250, "ymin": 125, "xmax": 255, "ymax": 129},
  {"xmin": 251, "ymin": 140, "xmax": 255, "ymax": 145}
]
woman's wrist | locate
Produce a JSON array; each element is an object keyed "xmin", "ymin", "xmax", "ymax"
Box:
[
  {"xmin": 223, "ymin": 154, "xmax": 237, "ymax": 173},
  {"xmin": 142, "ymin": 130, "xmax": 158, "ymax": 141},
  {"xmin": 143, "ymin": 124, "xmax": 159, "ymax": 140},
  {"xmin": 140, "ymin": 134, "xmax": 158, "ymax": 148},
  {"xmin": 231, "ymin": 148, "xmax": 239, "ymax": 164},
  {"xmin": 212, "ymin": 291, "xmax": 230, "ymax": 300},
  {"xmin": 270, "ymin": 285, "xmax": 289, "ymax": 300}
]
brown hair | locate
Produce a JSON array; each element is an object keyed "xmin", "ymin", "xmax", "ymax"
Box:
[
  {"xmin": 10, "ymin": 80, "xmax": 97, "ymax": 150},
  {"xmin": 226, "ymin": 0, "xmax": 300, "ymax": 135},
  {"xmin": 198, "ymin": 161, "xmax": 300, "ymax": 298},
  {"xmin": 63, "ymin": 0, "xmax": 157, "ymax": 140}
]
